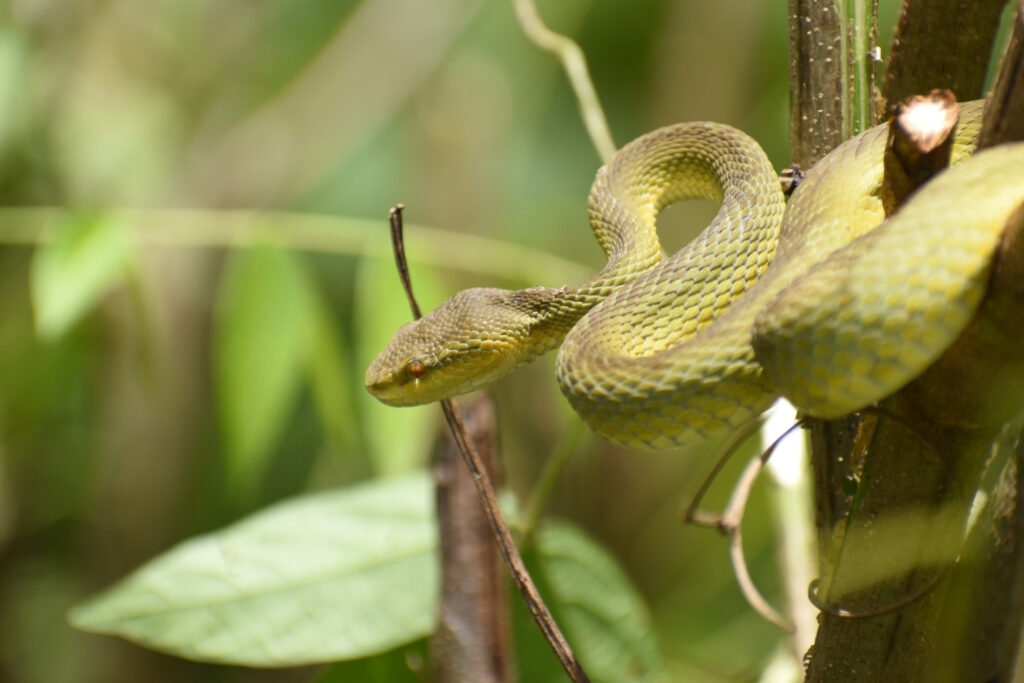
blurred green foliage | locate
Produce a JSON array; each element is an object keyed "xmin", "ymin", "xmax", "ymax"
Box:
[{"xmin": 0, "ymin": 0, "xmax": 821, "ymax": 681}]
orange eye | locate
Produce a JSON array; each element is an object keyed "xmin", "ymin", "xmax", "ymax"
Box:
[{"xmin": 406, "ymin": 359, "xmax": 427, "ymax": 379}]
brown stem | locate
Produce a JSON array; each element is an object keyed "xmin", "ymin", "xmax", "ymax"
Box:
[
  {"xmin": 439, "ymin": 401, "xmax": 590, "ymax": 682},
  {"xmin": 684, "ymin": 419, "xmax": 802, "ymax": 632},
  {"xmin": 882, "ymin": 0, "xmax": 1007, "ymax": 114},
  {"xmin": 788, "ymin": 0, "xmax": 845, "ymax": 167},
  {"xmin": 980, "ymin": 0, "xmax": 1024, "ymax": 149},
  {"xmin": 881, "ymin": 89, "xmax": 960, "ymax": 215},
  {"xmin": 431, "ymin": 396, "xmax": 511, "ymax": 683}
]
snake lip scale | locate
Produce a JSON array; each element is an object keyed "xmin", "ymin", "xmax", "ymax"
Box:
[{"xmin": 366, "ymin": 101, "xmax": 1024, "ymax": 450}]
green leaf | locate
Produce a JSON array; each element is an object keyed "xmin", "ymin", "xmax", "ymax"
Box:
[
  {"xmin": 536, "ymin": 523, "xmax": 661, "ymax": 683},
  {"xmin": 214, "ymin": 247, "xmax": 314, "ymax": 493},
  {"xmin": 306, "ymin": 293, "xmax": 357, "ymax": 454},
  {"xmin": 317, "ymin": 640, "xmax": 427, "ymax": 682},
  {"xmin": 30, "ymin": 213, "xmax": 134, "ymax": 340},
  {"xmin": 354, "ymin": 253, "xmax": 446, "ymax": 475},
  {"xmin": 69, "ymin": 473, "xmax": 438, "ymax": 666}
]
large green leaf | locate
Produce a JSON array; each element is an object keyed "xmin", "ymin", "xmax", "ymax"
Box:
[
  {"xmin": 536, "ymin": 523, "xmax": 661, "ymax": 683},
  {"xmin": 69, "ymin": 473, "xmax": 438, "ymax": 666},
  {"xmin": 214, "ymin": 247, "xmax": 315, "ymax": 494},
  {"xmin": 30, "ymin": 213, "xmax": 134, "ymax": 341}
]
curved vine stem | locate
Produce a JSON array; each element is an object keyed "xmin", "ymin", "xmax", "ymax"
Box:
[
  {"xmin": 683, "ymin": 417, "xmax": 802, "ymax": 632},
  {"xmin": 511, "ymin": 0, "xmax": 616, "ymax": 162}
]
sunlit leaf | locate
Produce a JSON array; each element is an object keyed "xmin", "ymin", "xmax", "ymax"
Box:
[
  {"xmin": 354, "ymin": 253, "xmax": 446, "ymax": 475},
  {"xmin": 536, "ymin": 523, "xmax": 661, "ymax": 683},
  {"xmin": 69, "ymin": 473, "xmax": 438, "ymax": 666},
  {"xmin": 214, "ymin": 247, "xmax": 314, "ymax": 494},
  {"xmin": 30, "ymin": 213, "xmax": 134, "ymax": 341}
]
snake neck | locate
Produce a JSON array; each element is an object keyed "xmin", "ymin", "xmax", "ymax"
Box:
[{"xmin": 502, "ymin": 285, "xmax": 592, "ymax": 360}]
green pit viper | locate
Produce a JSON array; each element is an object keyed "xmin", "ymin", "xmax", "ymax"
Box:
[{"xmin": 365, "ymin": 100, "xmax": 1024, "ymax": 449}]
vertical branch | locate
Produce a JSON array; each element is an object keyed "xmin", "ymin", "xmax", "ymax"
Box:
[
  {"xmin": 788, "ymin": 0, "xmax": 846, "ymax": 167},
  {"xmin": 969, "ymin": 433, "xmax": 1024, "ymax": 680},
  {"xmin": 789, "ymin": 0, "xmax": 878, "ymax": 168},
  {"xmin": 437, "ymin": 401, "xmax": 590, "ymax": 683},
  {"xmin": 431, "ymin": 397, "xmax": 510, "ymax": 683},
  {"xmin": 882, "ymin": 0, "xmax": 1007, "ymax": 114},
  {"xmin": 980, "ymin": 0, "xmax": 1024, "ymax": 148},
  {"xmin": 835, "ymin": 0, "xmax": 877, "ymax": 136},
  {"xmin": 918, "ymin": 33, "xmax": 1024, "ymax": 668}
]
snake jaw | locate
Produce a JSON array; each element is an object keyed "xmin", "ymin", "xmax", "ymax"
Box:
[
  {"xmin": 365, "ymin": 287, "xmax": 558, "ymax": 406},
  {"xmin": 364, "ymin": 317, "xmax": 446, "ymax": 406},
  {"xmin": 364, "ymin": 349, "xmax": 439, "ymax": 406}
]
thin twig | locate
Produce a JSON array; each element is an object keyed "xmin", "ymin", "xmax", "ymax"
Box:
[
  {"xmin": 723, "ymin": 424, "xmax": 805, "ymax": 632},
  {"xmin": 685, "ymin": 418, "xmax": 802, "ymax": 632},
  {"xmin": 388, "ymin": 206, "xmax": 591, "ymax": 683},
  {"xmin": 388, "ymin": 205, "xmax": 421, "ymax": 319},
  {"xmin": 511, "ymin": 0, "xmax": 616, "ymax": 163},
  {"xmin": 722, "ymin": 450, "xmax": 795, "ymax": 632},
  {"xmin": 439, "ymin": 402, "xmax": 589, "ymax": 682},
  {"xmin": 0, "ymin": 206, "xmax": 592, "ymax": 286},
  {"xmin": 682, "ymin": 418, "xmax": 764, "ymax": 526},
  {"xmin": 807, "ymin": 570, "xmax": 949, "ymax": 619}
]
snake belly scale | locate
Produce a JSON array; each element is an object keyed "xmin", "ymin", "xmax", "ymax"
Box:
[{"xmin": 366, "ymin": 101, "xmax": 1024, "ymax": 450}]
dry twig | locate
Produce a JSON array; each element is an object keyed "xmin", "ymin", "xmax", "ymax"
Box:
[{"xmin": 684, "ymin": 418, "xmax": 799, "ymax": 632}]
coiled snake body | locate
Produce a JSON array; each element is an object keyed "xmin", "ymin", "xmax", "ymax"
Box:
[{"xmin": 366, "ymin": 101, "xmax": 1024, "ymax": 449}]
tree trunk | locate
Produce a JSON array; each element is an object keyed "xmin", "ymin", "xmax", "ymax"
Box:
[{"xmin": 788, "ymin": 1, "xmax": 1024, "ymax": 680}]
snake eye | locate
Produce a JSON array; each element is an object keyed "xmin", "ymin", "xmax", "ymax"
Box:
[{"xmin": 405, "ymin": 359, "xmax": 427, "ymax": 379}]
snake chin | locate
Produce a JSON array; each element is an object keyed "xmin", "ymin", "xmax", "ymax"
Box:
[{"xmin": 365, "ymin": 287, "xmax": 558, "ymax": 406}]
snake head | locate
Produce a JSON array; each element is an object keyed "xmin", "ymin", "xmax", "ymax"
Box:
[{"xmin": 365, "ymin": 286, "xmax": 563, "ymax": 406}]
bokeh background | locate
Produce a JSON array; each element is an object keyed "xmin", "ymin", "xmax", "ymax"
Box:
[{"xmin": 0, "ymin": 0, "xmax": 934, "ymax": 681}]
